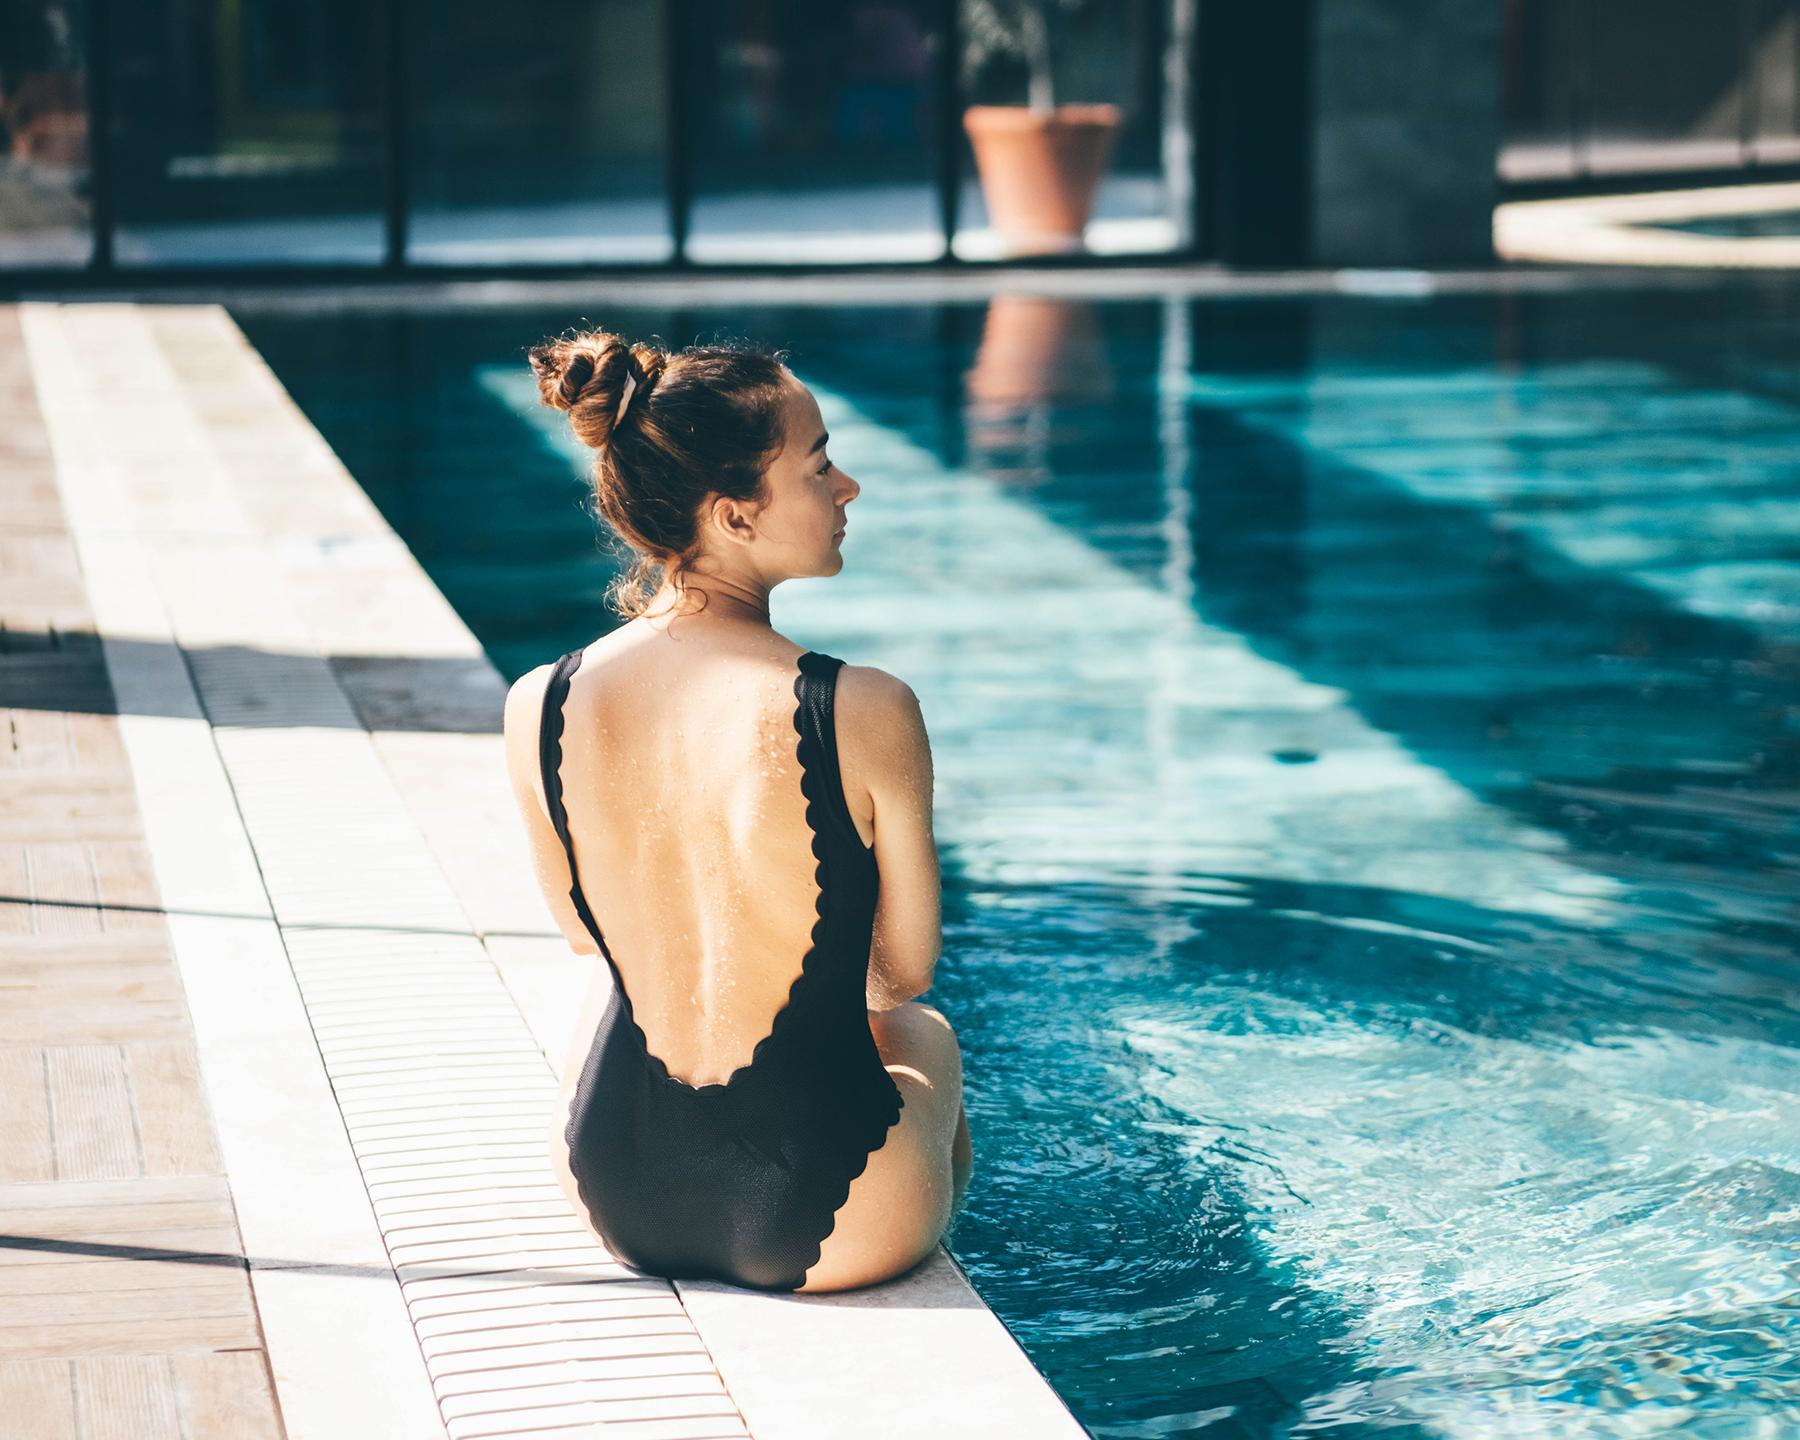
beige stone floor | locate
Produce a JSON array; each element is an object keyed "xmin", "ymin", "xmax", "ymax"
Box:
[{"xmin": 0, "ymin": 305, "xmax": 282, "ymax": 1437}]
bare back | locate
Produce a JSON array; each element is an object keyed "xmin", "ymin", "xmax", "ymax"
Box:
[{"xmin": 508, "ymin": 624, "xmax": 876, "ymax": 1088}]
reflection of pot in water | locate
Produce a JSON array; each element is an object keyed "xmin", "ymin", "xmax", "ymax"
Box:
[
  {"xmin": 965, "ymin": 294, "xmax": 1117, "ymax": 410},
  {"xmin": 964, "ymin": 296, "xmax": 1118, "ymax": 492}
]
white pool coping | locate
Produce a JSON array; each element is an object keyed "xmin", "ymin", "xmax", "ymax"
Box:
[
  {"xmin": 21, "ymin": 300, "xmax": 1086, "ymax": 1440},
  {"xmin": 1496, "ymin": 178, "xmax": 1800, "ymax": 268}
]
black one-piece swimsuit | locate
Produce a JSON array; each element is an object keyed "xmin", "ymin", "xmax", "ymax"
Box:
[{"xmin": 538, "ymin": 646, "xmax": 905, "ymax": 1291}]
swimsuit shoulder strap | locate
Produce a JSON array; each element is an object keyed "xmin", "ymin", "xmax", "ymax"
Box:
[
  {"xmin": 794, "ymin": 650, "xmax": 872, "ymax": 859},
  {"xmin": 537, "ymin": 647, "xmax": 614, "ymax": 962}
]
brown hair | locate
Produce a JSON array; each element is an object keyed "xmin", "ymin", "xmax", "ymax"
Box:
[{"xmin": 526, "ymin": 327, "xmax": 793, "ymax": 620}]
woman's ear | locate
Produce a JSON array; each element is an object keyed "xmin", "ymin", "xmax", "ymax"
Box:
[{"xmin": 708, "ymin": 491, "xmax": 763, "ymax": 548}]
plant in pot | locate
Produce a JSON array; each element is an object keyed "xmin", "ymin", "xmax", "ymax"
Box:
[{"xmin": 960, "ymin": 0, "xmax": 1122, "ymax": 256}]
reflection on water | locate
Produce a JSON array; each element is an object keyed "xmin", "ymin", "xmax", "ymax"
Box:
[{"xmin": 240, "ymin": 278, "xmax": 1800, "ymax": 1439}]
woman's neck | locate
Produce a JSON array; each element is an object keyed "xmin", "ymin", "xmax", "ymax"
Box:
[{"xmin": 645, "ymin": 578, "xmax": 771, "ymax": 630}]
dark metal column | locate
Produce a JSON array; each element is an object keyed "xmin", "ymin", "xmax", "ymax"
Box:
[
  {"xmin": 382, "ymin": 0, "xmax": 408, "ymax": 270},
  {"xmin": 935, "ymin": 0, "xmax": 961, "ymax": 261},
  {"xmin": 1196, "ymin": 1, "xmax": 1314, "ymax": 266},
  {"xmin": 665, "ymin": 0, "xmax": 691, "ymax": 266},
  {"xmin": 88, "ymin": 0, "xmax": 114, "ymax": 271}
]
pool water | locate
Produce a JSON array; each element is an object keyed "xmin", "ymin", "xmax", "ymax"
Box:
[
  {"xmin": 1652, "ymin": 208, "xmax": 1800, "ymax": 239},
  {"xmin": 239, "ymin": 279, "xmax": 1800, "ymax": 1439}
]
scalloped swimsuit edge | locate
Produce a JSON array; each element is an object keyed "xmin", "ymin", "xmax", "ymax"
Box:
[{"xmin": 537, "ymin": 645, "xmax": 904, "ymax": 1291}]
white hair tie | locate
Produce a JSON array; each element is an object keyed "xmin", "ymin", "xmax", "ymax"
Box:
[{"xmin": 614, "ymin": 370, "xmax": 639, "ymax": 426}]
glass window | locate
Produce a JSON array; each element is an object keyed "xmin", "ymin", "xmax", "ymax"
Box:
[
  {"xmin": 407, "ymin": 0, "xmax": 670, "ymax": 265},
  {"xmin": 0, "ymin": 0, "xmax": 93, "ymax": 269},
  {"xmin": 110, "ymin": 0, "xmax": 384, "ymax": 267},
  {"xmin": 955, "ymin": 0, "xmax": 1180, "ymax": 260},
  {"xmin": 1582, "ymin": 0, "xmax": 1751, "ymax": 175},
  {"xmin": 684, "ymin": 0, "xmax": 945, "ymax": 264},
  {"xmin": 1750, "ymin": 0, "xmax": 1800, "ymax": 165},
  {"xmin": 1498, "ymin": 0, "xmax": 1585, "ymax": 182}
]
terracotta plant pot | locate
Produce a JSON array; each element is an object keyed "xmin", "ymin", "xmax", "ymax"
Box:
[
  {"xmin": 5, "ymin": 70, "xmax": 89, "ymax": 171},
  {"xmin": 962, "ymin": 103, "xmax": 1123, "ymax": 255}
]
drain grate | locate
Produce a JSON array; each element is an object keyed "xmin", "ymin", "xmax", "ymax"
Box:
[{"xmin": 286, "ymin": 930, "xmax": 750, "ymax": 1440}]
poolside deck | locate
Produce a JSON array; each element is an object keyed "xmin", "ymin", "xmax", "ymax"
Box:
[
  {"xmin": 0, "ymin": 310, "xmax": 282, "ymax": 1435},
  {"xmin": 0, "ymin": 301, "xmax": 1085, "ymax": 1439}
]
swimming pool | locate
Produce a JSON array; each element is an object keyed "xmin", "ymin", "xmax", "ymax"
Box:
[{"xmin": 240, "ymin": 278, "xmax": 1800, "ymax": 1438}]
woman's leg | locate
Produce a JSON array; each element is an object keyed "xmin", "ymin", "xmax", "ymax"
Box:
[
  {"xmin": 799, "ymin": 1000, "xmax": 968, "ymax": 1293},
  {"xmin": 951, "ymin": 1101, "xmax": 972, "ymax": 1211}
]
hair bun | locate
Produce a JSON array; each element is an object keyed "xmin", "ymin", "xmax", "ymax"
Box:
[{"xmin": 527, "ymin": 329, "xmax": 667, "ymax": 450}]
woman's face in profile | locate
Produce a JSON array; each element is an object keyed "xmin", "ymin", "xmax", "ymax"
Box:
[{"xmin": 760, "ymin": 377, "xmax": 860, "ymax": 577}]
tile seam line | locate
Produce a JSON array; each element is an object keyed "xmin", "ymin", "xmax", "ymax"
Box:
[
  {"xmin": 181, "ymin": 300, "xmax": 753, "ymax": 1440},
  {"xmin": 24, "ymin": 297, "xmax": 435, "ymax": 1440}
]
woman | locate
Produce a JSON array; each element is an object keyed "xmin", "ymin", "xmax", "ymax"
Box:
[{"xmin": 501, "ymin": 328, "xmax": 972, "ymax": 1293}]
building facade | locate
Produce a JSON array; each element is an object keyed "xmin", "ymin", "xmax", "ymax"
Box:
[{"xmin": 2, "ymin": 0, "xmax": 1796, "ymax": 282}]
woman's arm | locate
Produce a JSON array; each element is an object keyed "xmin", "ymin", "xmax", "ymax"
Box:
[{"xmin": 841, "ymin": 667, "xmax": 942, "ymax": 1010}]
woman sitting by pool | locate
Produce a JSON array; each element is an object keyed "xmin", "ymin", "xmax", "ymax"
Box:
[{"xmin": 501, "ymin": 327, "xmax": 973, "ymax": 1293}]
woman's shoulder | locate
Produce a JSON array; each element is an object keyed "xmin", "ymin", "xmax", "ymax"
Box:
[
  {"xmin": 833, "ymin": 659, "xmax": 919, "ymax": 712},
  {"xmin": 502, "ymin": 638, "xmax": 603, "ymax": 718},
  {"xmin": 503, "ymin": 658, "xmax": 559, "ymax": 726},
  {"xmin": 833, "ymin": 661, "xmax": 932, "ymax": 762}
]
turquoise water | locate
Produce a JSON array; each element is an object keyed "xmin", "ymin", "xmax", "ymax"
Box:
[
  {"xmin": 1653, "ymin": 209, "xmax": 1800, "ymax": 239},
  {"xmin": 239, "ymin": 282, "xmax": 1800, "ymax": 1439}
]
